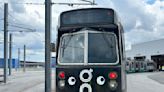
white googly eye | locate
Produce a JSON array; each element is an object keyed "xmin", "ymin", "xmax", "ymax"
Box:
[
  {"xmin": 96, "ymin": 76, "xmax": 105, "ymax": 85},
  {"xmin": 68, "ymin": 76, "xmax": 76, "ymax": 85}
]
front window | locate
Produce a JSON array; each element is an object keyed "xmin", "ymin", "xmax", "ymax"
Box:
[
  {"xmin": 88, "ymin": 33, "xmax": 117, "ymax": 63},
  {"xmin": 59, "ymin": 33, "xmax": 84, "ymax": 63},
  {"xmin": 58, "ymin": 30, "xmax": 118, "ymax": 65}
]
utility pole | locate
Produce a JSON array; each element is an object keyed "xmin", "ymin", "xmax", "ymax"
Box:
[
  {"xmin": 9, "ymin": 33, "xmax": 12, "ymax": 75},
  {"xmin": 18, "ymin": 48, "xmax": 20, "ymax": 71},
  {"xmin": 3, "ymin": 3, "xmax": 8, "ymax": 83},
  {"xmin": 44, "ymin": 0, "xmax": 96, "ymax": 91},
  {"xmin": 45, "ymin": 0, "xmax": 52, "ymax": 92},
  {"xmin": 23, "ymin": 45, "xmax": 26, "ymax": 72}
]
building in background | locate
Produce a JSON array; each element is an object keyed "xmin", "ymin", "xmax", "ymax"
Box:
[
  {"xmin": 19, "ymin": 61, "xmax": 44, "ymax": 68},
  {"xmin": 0, "ymin": 58, "xmax": 45, "ymax": 69},
  {"xmin": 0, "ymin": 58, "xmax": 19, "ymax": 68},
  {"xmin": 126, "ymin": 39, "xmax": 164, "ymax": 70}
]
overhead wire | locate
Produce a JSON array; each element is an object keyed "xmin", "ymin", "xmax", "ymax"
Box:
[
  {"xmin": 8, "ymin": 24, "xmax": 36, "ymax": 32},
  {"xmin": 8, "ymin": 10, "xmax": 36, "ymax": 32},
  {"xmin": 1, "ymin": 0, "xmax": 96, "ymax": 33},
  {"xmin": 7, "ymin": 7, "xmax": 37, "ymax": 33},
  {"xmin": 10, "ymin": 2, "xmax": 44, "ymax": 5},
  {"xmin": 0, "ymin": 2, "xmax": 44, "ymax": 5},
  {"xmin": 8, "ymin": 13, "xmax": 21, "ymax": 22},
  {"xmin": 8, "ymin": 22, "xmax": 31, "ymax": 27},
  {"xmin": 0, "ymin": 1, "xmax": 96, "ymax": 6}
]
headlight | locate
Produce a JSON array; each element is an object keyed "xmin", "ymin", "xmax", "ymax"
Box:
[
  {"xmin": 109, "ymin": 80, "xmax": 118, "ymax": 90},
  {"xmin": 58, "ymin": 80, "xmax": 65, "ymax": 88}
]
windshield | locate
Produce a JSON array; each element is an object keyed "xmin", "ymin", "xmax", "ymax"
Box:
[
  {"xmin": 59, "ymin": 33, "xmax": 84, "ymax": 63},
  {"xmin": 58, "ymin": 31, "xmax": 118, "ymax": 64},
  {"xmin": 88, "ymin": 33, "xmax": 118, "ymax": 63}
]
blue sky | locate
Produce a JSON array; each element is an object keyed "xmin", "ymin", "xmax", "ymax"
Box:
[
  {"xmin": 147, "ymin": 0, "xmax": 156, "ymax": 4},
  {"xmin": 0, "ymin": 0, "xmax": 164, "ymax": 62}
]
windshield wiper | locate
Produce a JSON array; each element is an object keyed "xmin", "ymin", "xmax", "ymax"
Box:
[
  {"xmin": 62, "ymin": 35, "xmax": 73, "ymax": 49},
  {"xmin": 61, "ymin": 35, "xmax": 73, "ymax": 57}
]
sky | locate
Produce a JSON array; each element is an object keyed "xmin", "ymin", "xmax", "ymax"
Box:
[{"xmin": 0, "ymin": 0, "xmax": 164, "ymax": 62}]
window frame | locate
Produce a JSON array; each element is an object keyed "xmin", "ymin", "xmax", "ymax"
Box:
[{"xmin": 57, "ymin": 30, "xmax": 119, "ymax": 65}]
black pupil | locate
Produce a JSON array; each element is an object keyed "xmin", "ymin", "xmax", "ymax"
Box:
[
  {"xmin": 72, "ymin": 78, "xmax": 75, "ymax": 82},
  {"xmin": 83, "ymin": 73, "xmax": 89, "ymax": 79},
  {"xmin": 101, "ymin": 78, "xmax": 104, "ymax": 81}
]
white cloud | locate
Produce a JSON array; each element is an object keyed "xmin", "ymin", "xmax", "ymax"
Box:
[
  {"xmin": 108, "ymin": 0, "xmax": 164, "ymax": 50},
  {"xmin": 0, "ymin": 0, "xmax": 164, "ymax": 61}
]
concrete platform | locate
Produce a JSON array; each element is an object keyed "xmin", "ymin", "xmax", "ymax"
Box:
[
  {"xmin": 148, "ymin": 72, "xmax": 164, "ymax": 84},
  {"xmin": 0, "ymin": 70, "xmax": 164, "ymax": 92},
  {"xmin": 127, "ymin": 72, "xmax": 164, "ymax": 92},
  {"xmin": 0, "ymin": 69, "xmax": 55, "ymax": 92}
]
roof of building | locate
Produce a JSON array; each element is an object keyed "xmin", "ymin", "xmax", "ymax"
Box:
[
  {"xmin": 132, "ymin": 38, "xmax": 164, "ymax": 47},
  {"xmin": 126, "ymin": 38, "xmax": 164, "ymax": 59}
]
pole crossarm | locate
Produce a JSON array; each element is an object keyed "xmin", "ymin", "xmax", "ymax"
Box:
[{"xmin": 51, "ymin": 2, "xmax": 97, "ymax": 6}]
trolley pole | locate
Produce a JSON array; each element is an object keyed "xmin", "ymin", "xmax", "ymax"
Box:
[
  {"xmin": 3, "ymin": 3, "xmax": 8, "ymax": 83},
  {"xmin": 9, "ymin": 33, "xmax": 12, "ymax": 75},
  {"xmin": 45, "ymin": 0, "xmax": 52, "ymax": 92},
  {"xmin": 23, "ymin": 45, "xmax": 26, "ymax": 72}
]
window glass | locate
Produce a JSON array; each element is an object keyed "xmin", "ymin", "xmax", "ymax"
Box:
[
  {"xmin": 59, "ymin": 33, "xmax": 84, "ymax": 63},
  {"xmin": 88, "ymin": 33, "xmax": 117, "ymax": 63}
]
